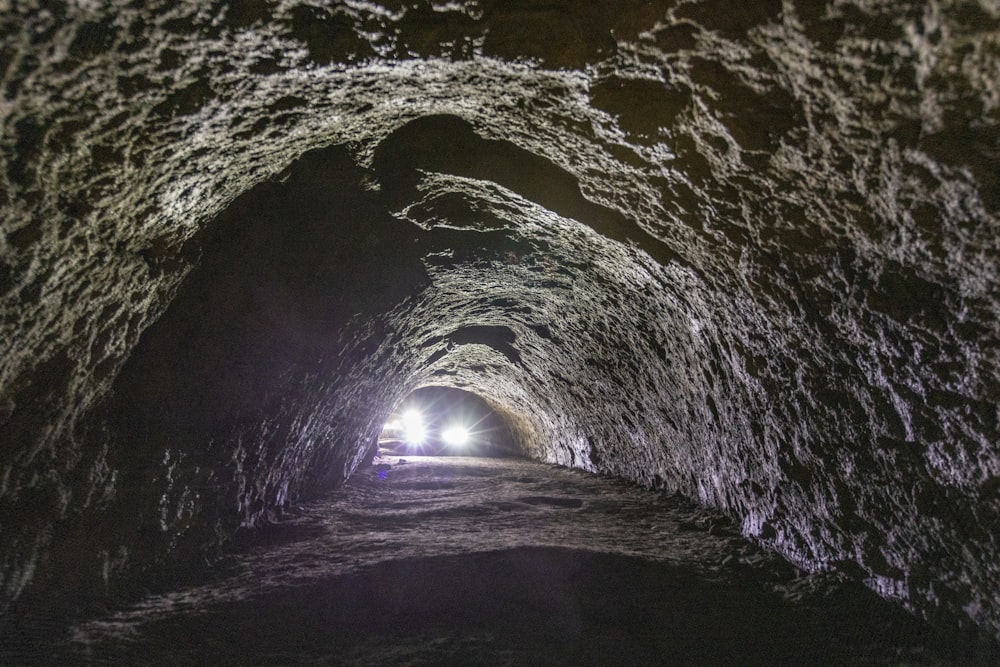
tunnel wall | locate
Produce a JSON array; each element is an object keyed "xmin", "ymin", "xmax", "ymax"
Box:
[{"xmin": 1, "ymin": 0, "xmax": 998, "ymax": 642}]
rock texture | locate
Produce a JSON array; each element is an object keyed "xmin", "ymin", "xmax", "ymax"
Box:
[
  {"xmin": 54, "ymin": 457, "xmax": 977, "ymax": 664},
  {"xmin": 1, "ymin": 0, "xmax": 998, "ymax": 645}
]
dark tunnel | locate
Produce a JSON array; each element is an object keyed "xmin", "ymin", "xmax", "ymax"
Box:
[{"xmin": 1, "ymin": 0, "xmax": 999, "ymax": 662}]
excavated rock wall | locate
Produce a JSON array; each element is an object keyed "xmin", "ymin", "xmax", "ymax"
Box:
[{"xmin": 1, "ymin": 0, "xmax": 998, "ymax": 641}]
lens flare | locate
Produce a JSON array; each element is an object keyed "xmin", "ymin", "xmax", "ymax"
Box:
[
  {"xmin": 441, "ymin": 424, "xmax": 470, "ymax": 447},
  {"xmin": 401, "ymin": 409, "xmax": 426, "ymax": 444}
]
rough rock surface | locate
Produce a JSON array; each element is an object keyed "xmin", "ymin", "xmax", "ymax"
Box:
[
  {"xmin": 16, "ymin": 457, "xmax": 983, "ymax": 664},
  {"xmin": 1, "ymin": 0, "xmax": 998, "ymax": 647}
]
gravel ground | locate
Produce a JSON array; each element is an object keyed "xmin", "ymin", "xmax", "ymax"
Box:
[{"xmin": 12, "ymin": 456, "xmax": 989, "ymax": 665}]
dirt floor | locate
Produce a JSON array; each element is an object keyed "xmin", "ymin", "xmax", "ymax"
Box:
[{"xmin": 7, "ymin": 456, "xmax": 995, "ymax": 665}]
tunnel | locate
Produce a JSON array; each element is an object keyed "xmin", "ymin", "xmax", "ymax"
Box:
[{"xmin": 1, "ymin": 0, "xmax": 999, "ymax": 661}]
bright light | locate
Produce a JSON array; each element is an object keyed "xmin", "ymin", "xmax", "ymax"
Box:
[
  {"xmin": 441, "ymin": 424, "xmax": 470, "ymax": 447},
  {"xmin": 401, "ymin": 409, "xmax": 426, "ymax": 444}
]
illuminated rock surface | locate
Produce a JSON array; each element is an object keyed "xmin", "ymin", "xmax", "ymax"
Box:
[{"xmin": 1, "ymin": 0, "xmax": 998, "ymax": 656}]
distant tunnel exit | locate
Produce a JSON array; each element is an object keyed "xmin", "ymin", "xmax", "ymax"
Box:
[{"xmin": 380, "ymin": 387, "xmax": 517, "ymax": 457}]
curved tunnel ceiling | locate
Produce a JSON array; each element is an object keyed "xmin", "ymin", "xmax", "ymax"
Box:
[{"xmin": 0, "ymin": 0, "xmax": 999, "ymax": 646}]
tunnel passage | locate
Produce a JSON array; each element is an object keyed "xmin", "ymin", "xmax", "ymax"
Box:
[
  {"xmin": 59, "ymin": 118, "xmax": 695, "ymax": 603},
  {"xmin": 1, "ymin": 0, "xmax": 1000, "ymax": 652}
]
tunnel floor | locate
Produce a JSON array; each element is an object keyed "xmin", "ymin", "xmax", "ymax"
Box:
[{"xmin": 25, "ymin": 457, "xmax": 973, "ymax": 665}]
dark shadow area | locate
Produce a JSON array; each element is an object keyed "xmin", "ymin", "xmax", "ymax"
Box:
[
  {"xmin": 52, "ymin": 547, "xmax": 976, "ymax": 666},
  {"xmin": 111, "ymin": 144, "xmax": 427, "ymax": 444},
  {"xmin": 449, "ymin": 325, "xmax": 522, "ymax": 365},
  {"xmin": 380, "ymin": 386, "xmax": 517, "ymax": 457}
]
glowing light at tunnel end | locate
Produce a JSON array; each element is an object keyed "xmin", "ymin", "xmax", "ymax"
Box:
[
  {"xmin": 401, "ymin": 409, "xmax": 426, "ymax": 445},
  {"xmin": 442, "ymin": 424, "xmax": 471, "ymax": 447}
]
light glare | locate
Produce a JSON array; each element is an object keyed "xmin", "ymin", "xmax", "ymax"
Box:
[
  {"xmin": 442, "ymin": 425, "xmax": 470, "ymax": 447},
  {"xmin": 402, "ymin": 409, "xmax": 426, "ymax": 444}
]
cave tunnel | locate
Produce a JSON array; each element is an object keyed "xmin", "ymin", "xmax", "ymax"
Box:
[{"xmin": 1, "ymin": 0, "xmax": 999, "ymax": 662}]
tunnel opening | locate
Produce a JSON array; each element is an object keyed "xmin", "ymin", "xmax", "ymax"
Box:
[{"xmin": 378, "ymin": 386, "xmax": 518, "ymax": 458}]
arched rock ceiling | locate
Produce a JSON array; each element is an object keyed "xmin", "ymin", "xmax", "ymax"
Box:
[{"xmin": 1, "ymin": 0, "xmax": 998, "ymax": 642}]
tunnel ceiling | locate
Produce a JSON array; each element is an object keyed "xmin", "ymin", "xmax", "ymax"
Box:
[{"xmin": 1, "ymin": 0, "xmax": 999, "ymax": 644}]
